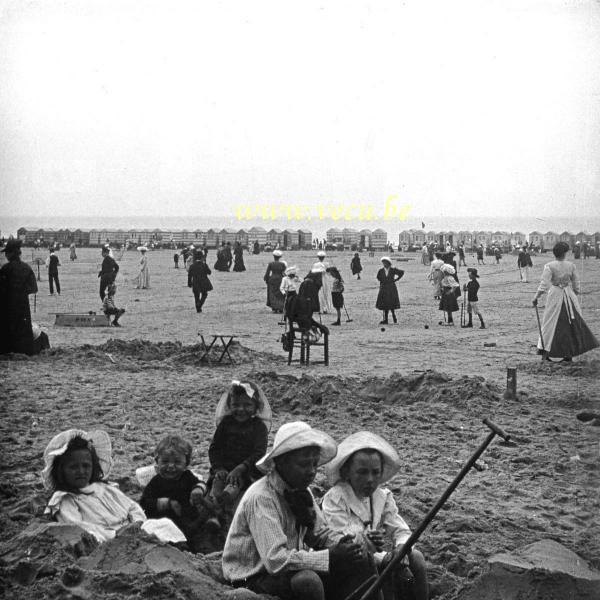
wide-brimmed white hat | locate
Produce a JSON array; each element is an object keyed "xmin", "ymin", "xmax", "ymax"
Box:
[
  {"xmin": 311, "ymin": 262, "xmax": 326, "ymax": 274},
  {"xmin": 317, "ymin": 251, "xmax": 326, "ymax": 258},
  {"xmin": 273, "ymin": 250, "xmax": 283, "ymax": 257},
  {"xmin": 41, "ymin": 429, "xmax": 112, "ymax": 491},
  {"xmin": 440, "ymin": 263, "xmax": 456, "ymax": 275},
  {"xmin": 137, "ymin": 246, "xmax": 148, "ymax": 252},
  {"xmin": 256, "ymin": 421, "xmax": 337, "ymax": 474},
  {"xmin": 326, "ymin": 431, "xmax": 400, "ymax": 486},
  {"xmin": 215, "ymin": 381, "xmax": 272, "ymax": 430},
  {"xmin": 285, "ymin": 265, "xmax": 298, "ymax": 276},
  {"xmin": 380, "ymin": 256, "xmax": 392, "ymax": 264}
]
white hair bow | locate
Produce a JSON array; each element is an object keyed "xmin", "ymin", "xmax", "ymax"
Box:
[{"xmin": 231, "ymin": 380, "xmax": 255, "ymax": 398}]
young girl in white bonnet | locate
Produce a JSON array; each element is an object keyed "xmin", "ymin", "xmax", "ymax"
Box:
[
  {"xmin": 42, "ymin": 429, "xmax": 185, "ymax": 544},
  {"xmin": 321, "ymin": 431, "xmax": 429, "ymax": 600}
]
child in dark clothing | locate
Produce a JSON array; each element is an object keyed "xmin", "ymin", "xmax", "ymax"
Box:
[
  {"xmin": 327, "ymin": 266, "xmax": 344, "ymax": 326},
  {"xmin": 462, "ymin": 268, "xmax": 485, "ymax": 329},
  {"xmin": 208, "ymin": 381, "xmax": 271, "ymax": 509},
  {"xmin": 350, "ymin": 252, "xmax": 362, "ymax": 279},
  {"xmin": 102, "ymin": 283, "xmax": 125, "ymax": 326},
  {"xmin": 140, "ymin": 435, "xmax": 209, "ymax": 550}
]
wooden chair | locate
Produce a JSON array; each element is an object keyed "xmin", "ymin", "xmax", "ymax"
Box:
[{"xmin": 287, "ymin": 326, "xmax": 329, "ymax": 366}]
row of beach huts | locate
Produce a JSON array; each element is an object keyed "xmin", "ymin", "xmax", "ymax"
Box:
[{"xmin": 15, "ymin": 226, "xmax": 600, "ymax": 251}]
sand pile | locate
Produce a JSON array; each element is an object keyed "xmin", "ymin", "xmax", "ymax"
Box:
[
  {"xmin": 35, "ymin": 339, "xmax": 274, "ymax": 369},
  {"xmin": 0, "ymin": 523, "xmax": 230, "ymax": 600}
]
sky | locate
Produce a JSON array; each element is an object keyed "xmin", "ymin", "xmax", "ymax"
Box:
[{"xmin": 1, "ymin": 0, "xmax": 599, "ymax": 226}]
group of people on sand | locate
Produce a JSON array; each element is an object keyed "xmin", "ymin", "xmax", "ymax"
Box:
[{"xmin": 40, "ymin": 379, "xmax": 428, "ymax": 600}]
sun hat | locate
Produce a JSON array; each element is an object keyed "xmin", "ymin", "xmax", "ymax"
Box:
[
  {"xmin": 273, "ymin": 250, "xmax": 283, "ymax": 257},
  {"xmin": 310, "ymin": 262, "xmax": 326, "ymax": 274},
  {"xmin": 256, "ymin": 421, "xmax": 337, "ymax": 474},
  {"xmin": 380, "ymin": 256, "xmax": 392, "ymax": 264},
  {"xmin": 1, "ymin": 239, "xmax": 22, "ymax": 253},
  {"xmin": 285, "ymin": 265, "xmax": 298, "ymax": 276},
  {"xmin": 326, "ymin": 431, "xmax": 400, "ymax": 486},
  {"xmin": 440, "ymin": 263, "xmax": 456, "ymax": 275},
  {"xmin": 41, "ymin": 429, "xmax": 112, "ymax": 491},
  {"xmin": 467, "ymin": 268, "xmax": 480, "ymax": 278},
  {"xmin": 215, "ymin": 380, "xmax": 272, "ymax": 430},
  {"xmin": 317, "ymin": 250, "xmax": 326, "ymax": 258},
  {"xmin": 137, "ymin": 246, "xmax": 148, "ymax": 252}
]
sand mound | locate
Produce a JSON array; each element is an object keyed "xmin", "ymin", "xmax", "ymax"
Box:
[
  {"xmin": 0, "ymin": 523, "xmax": 231, "ymax": 600},
  {"xmin": 31, "ymin": 339, "xmax": 275, "ymax": 369}
]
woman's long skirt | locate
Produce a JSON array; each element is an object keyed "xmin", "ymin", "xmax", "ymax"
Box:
[
  {"xmin": 267, "ymin": 276, "xmax": 285, "ymax": 311},
  {"xmin": 538, "ymin": 286, "xmax": 599, "ymax": 358}
]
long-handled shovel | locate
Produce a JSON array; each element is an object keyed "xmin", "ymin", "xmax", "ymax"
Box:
[
  {"xmin": 534, "ymin": 304, "xmax": 546, "ymax": 362},
  {"xmin": 460, "ymin": 291, "xmax": 466, "ymax": 327},
  {"xmin": 344, "ymin": 418, "xmax": 511, "ymax": 600}
]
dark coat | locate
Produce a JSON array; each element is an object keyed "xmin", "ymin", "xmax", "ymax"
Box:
[
  {"xmin": 0, "ymin": 258, "xmax": 38, "ymax": 355},
  {"xmin": 188, "ymin": 262, "xmax": 213, "ymax": 293},
  {"xmin": 375, "ymin": 267, "xmax": 403, "ymax": 310},
  {"xmin": 233, "ymin": 245, "xmax": 246, "ymax": 272},
  {"xmin": 350, "ymin": 256, "xmax": 362, "ymax": 275}
]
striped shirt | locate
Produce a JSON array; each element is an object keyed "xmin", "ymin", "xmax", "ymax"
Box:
[{"xmin": 222, "ymin": 470, "xmax": 339, "ymax": 583}]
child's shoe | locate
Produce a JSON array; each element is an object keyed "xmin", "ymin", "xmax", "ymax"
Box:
[
  {"xmin": 331, "ymin": 321, "xmax": 340, "ymax": 326},
  {"xmin": 112, "ymin": 321, "xmax": 121, "ymax": 327}
]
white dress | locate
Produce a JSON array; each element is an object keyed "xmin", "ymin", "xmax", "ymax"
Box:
[
  {"xmin": 536, "ymin": 260, "xmax": 598, "ymax": 358},
  {"xmin": 45, "ymin": 482, "xmax": 184, "ymax": 543},
  {"xmin": 312, "ymin": 261, "xmax": 333, "ymax": 313}
]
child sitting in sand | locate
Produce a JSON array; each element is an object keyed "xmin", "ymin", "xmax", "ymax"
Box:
[
  {"xmin": 42, "ymin": 429, "xmax": 185, "ymax": 544},
  {"xmin": 208, "ymin": 380, "xmax": 271, "ymax": 511},
  {"xmin": 322, "ymin": 431, "xmax": 429, "ymax": 600},
  {"xmin": 102, "ymin": 282, "xmax": 125, "ymax": 327},
  {"xmin": 140, "ymin": 435, "xmax": 211, "ymax": 549}
]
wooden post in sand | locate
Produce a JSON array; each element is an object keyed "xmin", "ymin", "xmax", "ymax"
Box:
[{"xmin": 505, "ymin": 367, "xmax": 517, "ymax": 399}]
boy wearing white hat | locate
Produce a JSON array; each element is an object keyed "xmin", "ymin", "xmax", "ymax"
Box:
[
  {"xmin": 322, "ymin": 432, "xmax": 429, "ymax": 600},
  {"xmin": 222, "ymin": 421, "xmax": 369, "ymax": 600}
]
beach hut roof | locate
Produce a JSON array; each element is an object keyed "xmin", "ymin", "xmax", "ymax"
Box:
[
  {"xmin": 359, "ymin": 229, "xmax": 372, "ymax": 234},
  {"xmin": 298, "ymin": 228, "xmax": 312, "ymax": 233},
  {"xmin": 283, "ymin": 228, "xmax": 298, "ymax": 234},
  {"xmin": 373, "ymin": 228, "xmax": 387, "ymax": 234},
  {"xmin": 221, "ymin": 227, "xmax": 238, "ymax": 233},
  {"xmin": 327, "ymin": 227, "xmax": 343, "ymax": 233},
  {"xmin": 249, "ymin": 226, "xmax": 267, "ymax": 232},
  {"xmin": 529, "ymin": 231, "xmax": 542, "ymax": 235},
  {"xmin": 269, "ymin": 228, "xmax": 283, "ymax": 233},
  {"xmin": 545, "ymin": 231, "xmax": 557, "ymax": 236}
]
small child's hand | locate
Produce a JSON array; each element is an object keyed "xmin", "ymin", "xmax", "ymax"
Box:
[
  {"xmin": 215, "ymin": 469, "xmax": 228, "ymax": 482},
  {"xmin": 169, "ymin": 500, "xmax": 182, "ymax": 516},
  {"xmin": 366, "ymin": 529, "xmax": 385, "ymax": 552},
  {"xmin": 226, "ymin": 465, "xmax": 246, "ymax": 488},
  {"xmin": 189, "ymin": 487, "xmax": 205, "ymax": 507}
]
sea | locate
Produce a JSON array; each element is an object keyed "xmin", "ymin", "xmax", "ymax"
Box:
[{"xmin": 1, "ymin": 214, "xmax": 599, "ymax": 242}]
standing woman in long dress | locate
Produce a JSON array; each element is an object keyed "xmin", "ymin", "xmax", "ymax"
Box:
[
  {"xmin": 375, "ymin": 257, "xmax": 404, "ymax": 325},
  {"xmin": 134, "ymin": 246, "xmax": 150, "ymax": 289},
  {"xmin": 232, "ymin": 241, "xmax": 246, "ymax": 272},
  {"xmin": 532, "ymin": 242, "xmax": 598, "ymax": 361},
  {"xmin": 312, "ymin": 251, "xmax": 333, "ymax": 313},
  {"xmin": 263, "ymin": 250, "xmax": 286, "ymax": 313}
]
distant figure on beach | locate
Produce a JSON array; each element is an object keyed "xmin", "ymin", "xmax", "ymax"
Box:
[
  {"xmin": 214, "ymin": 242, "xmax": 231, "ymax": 272},
  {"xmin": 98, "ymin": 246, "xmax": 119, "ymax": 301},
  {"xmin": 188, "ymin": 251, "xmax": 213, "ymax": 313},
  {"xmin": 438, "ymin": 263, "xmax": 460, "ymax": 326},
  {"xmin": 532, "ymin": 242, "xmax": 598, "ymax": 361},
  {"xmin": 351, "ymin": 252, "xmax": 362, "ymax": 279},
  {"xmin": 376, "ymin": 256, "xmax": 403, "ymax": 325},
  {"xmin": 252, "ymin": 240, "xmax": 260, "ymax": 255},
  {"xmin": 463, "ymin": 268, "xmax": 485, "ymax": 329},
  {"xmin": 69, "ymin": 243, "xmax": 77, "ymax": 261},
  {"xmin": 0, "ymin": 239, "xmax": 38, "ymax": 355},
  {"xmin": 428, "ymin": 252, "xmax": 444, "ymax": 299},
  {"xmin": 476, "ymin": 244, "xmax": 485, "ymax": 265},
  {"xmin": 573, "ymin": 242, "xmax": 581, "ymax": 260},
  {"xmin": 174, "ymin": 252, "xmax": 180, "ymax": 269},
  {"xmin": 232, "ymin": 241, "xmax": 246, "ymax": 272},
  {"xmin": 458, "ymin": 243, "xmax": 467, "ymax": 267},
  {"xmin": 264, "ymin": 250, "xmax": 286, "ymax": 313},
  {"xmin": 102, "ymin": 282, "xmax": 125, "ymax": 327},
  {"xmin": 312, "ymin": 251, "xmax": 333, "ymax": 314},
  {"xmin": 46, "ymin": 247, "xmax": 61, "ymax": 296},
  {"xmin": 421, "ymin": 244, "xmax": 430, "ymax": 266},
  {"xmin": 493, "ymin": 247, "xmax": 502, "ymax": 265},
  {"xmin": 134, "ymin": 246, "xmax": 150, "ymax": 289},
  {"xmin": 517, "ymin": 247, "xmax": 533, "ymax": 283},
  {"xmin": 327, "ymin": 266, "xmax": 344, "ymax": 326}
]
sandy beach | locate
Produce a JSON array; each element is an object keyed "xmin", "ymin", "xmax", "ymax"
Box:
[{"xmin": 1, "ymin": 246, "xmax": 599, "ymax": 599}]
